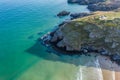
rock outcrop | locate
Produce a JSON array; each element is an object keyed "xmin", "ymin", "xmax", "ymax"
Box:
[
  {"xmin": 57, "ymin": 10, "xmax": 70, "ymax": 17},
  {"xmin": 68, "ymin": 0, "xmax": 105, "ymax": 5},
  {"xmin": 41, "ymin": 10, "xmax": 120, "ymax": 65},
  {"xmin": 68, "ymin": 0, "xmax": 120, "ymax": 11},
  {"xmin": 45, "ymin": 11, "xmax": 120, "ymax": 53},
  {"xmin": 49, "ymin": 12, "xmax": 120, "ymax": 52},
  {"xmin": 70, "ymin": 13, "xmax": 92, "ymax": 19},
  {"xmin": 88, "ymin": 1, "xmax": 120, "ymax": 11},
  {"xmin": 42, "ymin": 11, "xmax": 120, "ymax": 65}
]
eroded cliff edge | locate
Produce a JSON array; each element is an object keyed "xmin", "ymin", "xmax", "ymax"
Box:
[
  {"xmin": 42, "ymin": 11, "xmax": 120, "ymax": 65},
  {"xmin": 68, "ymin": 0, "xmax": 120, "ymax": 11}
]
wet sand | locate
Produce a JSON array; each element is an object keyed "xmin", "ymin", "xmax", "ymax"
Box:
[
  {"xmin": 14, "ymin": 52, "xmax": 120, "ymax": 80},
  {"xmin": 98, "ymin": 56, "xmax": 120, "ymax": 80},
  {"xmin": 76, "ymin": 54, "xmax": 120, "ymax": 80}
]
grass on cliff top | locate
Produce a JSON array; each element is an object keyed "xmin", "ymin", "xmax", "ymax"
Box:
[
  {"xmin": 60, "ymin": 11, "xmax": 120, "ymax": 51},
  {"xmin": 74, "ymin": 11, "xmax": 120, "ymax": 21},
  {"xmin": 61, "ymin": 11, "xmax": 120, "ymax": 39},
  {"xmin": 73, "ymin": 11, "xmax": 120, "ymax": 28}
]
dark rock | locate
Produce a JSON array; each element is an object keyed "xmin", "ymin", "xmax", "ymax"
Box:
[
  {"xmin": 98, "ymin": 48, "xmax": 109, "ymax": 56},
  {"xmin": 70, "ymin": 13, "xmax": 92, "ymax": 19},
  {"xmin": 111, "ymin": 54, "xmax": 120, "ymax": 61},
  {"xmin": 67, "ymin": 0, "xmax": 78, "ymax": 3},
  {"xmin": 68, "ymin": 0, "xmax": 120, "ymax": 11},
  {"xmin": 88, "ymin": 1, "xmax": 120, "ymax": 11},
  {"xmin": 58, "ymin": 22, "xmax": 66, "ymax": 27},
  {"xmin": 41, "ymin": 33, "xmax": 51, "ymax": 46},
  {"xmin": 57, "ymin": 10, "xmax": 70, "ymax": 17},
  {"xmin": 111, "ymin": 54, "xmax": 120, "ymax": 65},
  {"xmin": 68, "ymin": 0, "xmax": 105, "ymax": 5},
  {"xmin": 88, "ymin": 54, "xmax": 91, "ymax": 56},
  {"xmin": 46, "ymin": 49, "xmax": 52, "ymax": 53},
  {"xmin": 37, "ymin": 32, "xmax": 43, "ymax": 35},
  {"xmin": 28, "ymin": 35, "xmax": 34, "ymax": 39},
  {"xmin": 83, "ymin": 49, "xmax": 88, "ymax": 53},
  {"xmin": 94, "ymin": 55, "xmax": 97, "ymax": 57},
  {"xmin": 80, "ymin": 46, "xmax": 98, "ymax": 53}
]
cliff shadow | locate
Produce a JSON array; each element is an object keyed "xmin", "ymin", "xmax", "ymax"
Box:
[{"xmin": 26, "ymin": 41, "xmax": 120, "ymax": 72}]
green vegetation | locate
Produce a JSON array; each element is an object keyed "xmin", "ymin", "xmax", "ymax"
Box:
[{"xmin": 58, "ymin": 11, "xmax": 120, "ymax": 54}]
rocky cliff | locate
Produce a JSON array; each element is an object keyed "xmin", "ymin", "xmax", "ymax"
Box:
[
  {"xmin": 68, "ymin": 0, "xmax": 120, "ymax": 11},
  {"xmin": 88, "ymin": 1, "xmax": 120, "ymax": 11},
  {"xmin": 48, "ymin": 11, "xmax": 120, "ymax": 54},
  {"xmin": 68, "ymin": 0, "xmax": 106, "ymax": 4}
]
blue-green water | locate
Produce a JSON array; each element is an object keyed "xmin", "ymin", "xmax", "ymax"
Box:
[{"xmin": 0, "ymin": 0, "xmax": 90, "ymax": 80}]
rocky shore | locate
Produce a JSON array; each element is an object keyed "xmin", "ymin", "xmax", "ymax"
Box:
[
  {"xmin": 67, "ymin": 0, "xmax": 105, "ymax": 5},
  {"xmin": 88, "ymin": 1, "xmax": 120, "ymax": 11},
  {"xmin": 57, "ymin": 10, "xmax": 70, "ymax": 17},
  {"xmin": 68, "ymin": 0, "xmax": 120, "ymax": 11},
  {"xmin": 41, "ymin": 11, "xmax": 120, "ymax": 65},
  {"xmin": 70, "ymin": 12, "xmax": 92, "ymax": 19}
]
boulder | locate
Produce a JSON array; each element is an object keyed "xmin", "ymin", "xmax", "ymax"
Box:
[
  {"xmin": 98, "ymin": 48, "xmax": 109, "ymax": 56},
  {"xmin": 111, "ymin": 54, "xmax": 120, "ymax": 61},
  {"xmin": 57, "ymin": 10, "xmax": 70, "ymax": 17}
]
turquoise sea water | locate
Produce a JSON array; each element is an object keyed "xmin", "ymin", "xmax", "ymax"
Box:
[{"xmin": 0, "ymin": 0, "xmax": 90, "ymax": 80}]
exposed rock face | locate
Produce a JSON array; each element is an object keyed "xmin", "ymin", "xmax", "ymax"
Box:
[
  {"xmin": 68, "ymin": 0, "xmax": 120, "ymax": 11},
  {"xmin": 111, "ymin": 54, "xmax": 120, "ymax": 65},
  {"xmin": 68, "ymin": 0, "xmax": 105, "ymax": 5},
  {"xmin": 67, "ymin": 0, "xmax": 78, "ymax": 3},
  {"xmin": 88, "ymin": 1, "xmax": 120, "ymax": 11},
  {"xmin": 41, "ymin": 11, "xmax": 120, "ymax": 65},
  {"xmin": 51, "ymin": 20, "xmax": 120, "ymax": 52},
  {"xmin": 48, "ymin": 11, "xmax": 120, "ymax": 55},
  {"xmin": 70, "ymin": 13, "xmax": 92, "ymax": 19},
  {"xmin": 57, "ymin": 10, "xmax": 70, "ymax": 17}
]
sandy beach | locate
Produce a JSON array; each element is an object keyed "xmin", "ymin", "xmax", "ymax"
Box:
[
  {"xmin": 75, "ymin": 54, "xmax": 120, "ymax": 80},
  {"xmin": 98, "ymin": 56, "xmax": 120, "ymax": 80}
]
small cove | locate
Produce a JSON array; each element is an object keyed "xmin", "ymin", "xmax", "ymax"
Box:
[{"xmin": 0, "ymin": 0, "xmax": 120, "ymax": 80}]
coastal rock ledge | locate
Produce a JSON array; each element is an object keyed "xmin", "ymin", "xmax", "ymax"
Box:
[
  {"xmin": 42, "ymin": 11, "xmax": 120, "ymax": 65},
  {"xmin": 57, "ymin": 10, "xmax": 70, "ymax": 17},
  {"xmin": 68, "ymin": 0, "xmax": 120, "ymax": 11}
]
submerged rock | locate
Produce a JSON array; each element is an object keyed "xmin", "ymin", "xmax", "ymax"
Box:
[
  {"xmin": 41, "ymin": 32, "xmax": 51, "ymax": 46},
  {"xmin": 28, "ymin": 35, "xmax": 34, "ymax": 39},
  {"xmin": 57, "ymin": 10, "xmax": 70, "ymax": 17}
]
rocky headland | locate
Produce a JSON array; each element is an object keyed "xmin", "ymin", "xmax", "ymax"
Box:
[
  {"xmin": 67, "ymin": 0, "xmax": 105, "ymax": 4},
  {"xmin": 68, "ymin": 0, "xmax": 120, "ymax": 11},
  {"xmin": 41, "ymin": 11, "xmax": 120, "ymax": 65}
]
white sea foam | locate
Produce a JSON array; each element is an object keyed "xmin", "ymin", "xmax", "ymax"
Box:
[
  {"xmin": 112, "ymin": 71, "xmax": 115, "ymax": 80},
  {"xmin": 95, "ymin": 59, "xmax": 103, "ymax": 80},
  {"xmin": 76, "ymin": 67, "xmax": 82, "ymax": 80},
  {"xmin": 76, "ymin": 58, "xmax": 104, "ymax": 80}
]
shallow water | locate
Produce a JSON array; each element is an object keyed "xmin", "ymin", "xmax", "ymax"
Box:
[
  {"xmin": 0, "ymin": 0, "xmax": 89, "ymax": 80},
  {"xmin": 0, "ymin": 0, "xmax": 119, "ymax": 80}
]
